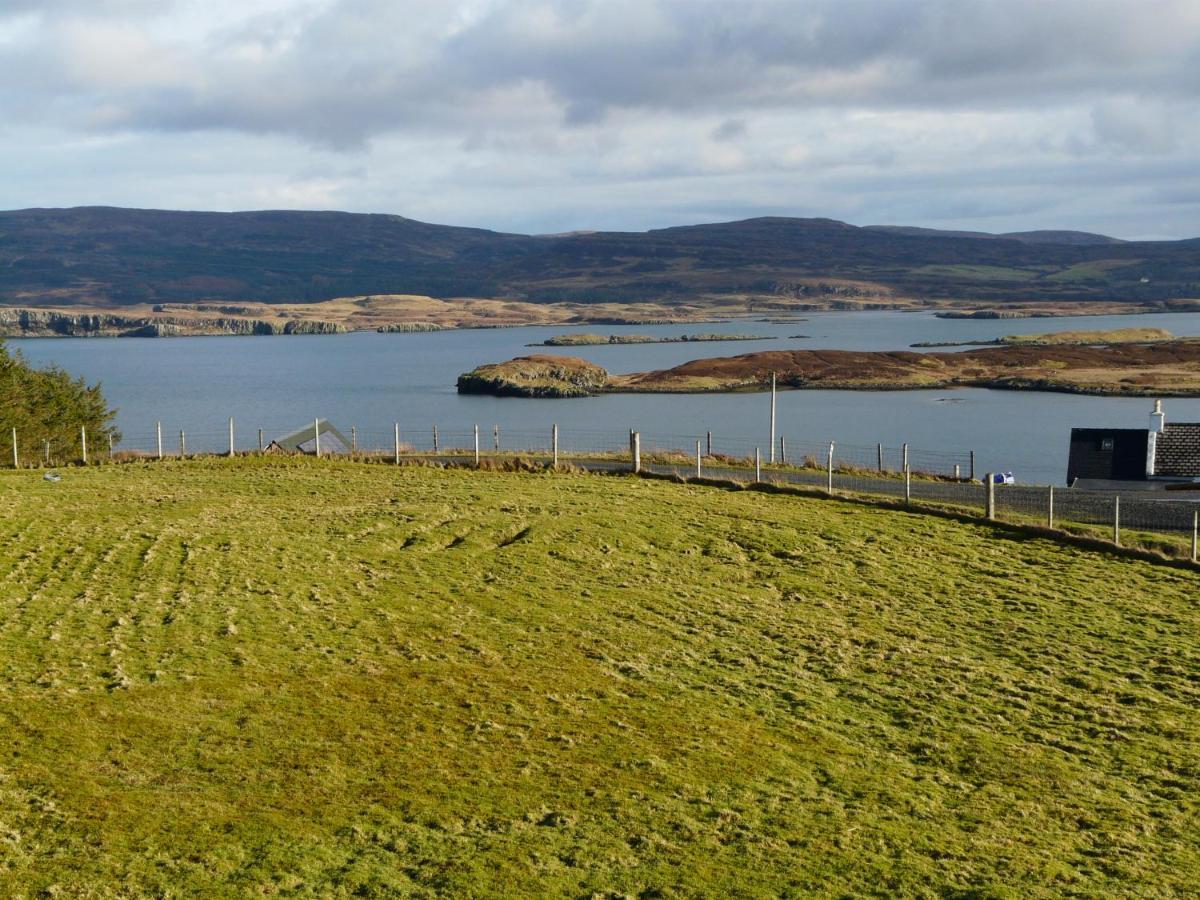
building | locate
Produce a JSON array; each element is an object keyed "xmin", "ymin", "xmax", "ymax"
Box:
[
  {"xmin": 266, "ymin": 420, "xmax": 352, "ymax": 455},
  {"xmin": 1067, "ymin": 401, "xmax": 1200, "ymax": 487}
]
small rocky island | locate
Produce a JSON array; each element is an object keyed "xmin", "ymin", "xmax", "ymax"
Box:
[
  {"xmin": 458, "ymin": 339, "xmax": 1200, "ymax": 398},
  {"xmin": 526, "ymin": 332, "xmax": 768, "ymax": 347},
  {"xmin": 912, "ymin": 327, "xmax": 1173, "ymax": 348}
]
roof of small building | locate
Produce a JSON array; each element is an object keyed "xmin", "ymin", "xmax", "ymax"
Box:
[
  {"xmin": 1155, "ymin": 422, "xmax": 1200, "ymax": 477},
  {"xmin": 270, "ymin": 419, "xmax": 351, "ymax": 453}
]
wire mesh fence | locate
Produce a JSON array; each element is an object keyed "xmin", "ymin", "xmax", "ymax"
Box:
[{"xmin": 7, "ymin": 420, "xmax": 1198, "ymax": 562}]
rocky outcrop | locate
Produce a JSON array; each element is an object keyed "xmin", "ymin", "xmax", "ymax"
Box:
[
  {"xmin": 0, "ymin": 308, "xmax": 345, "ymax": 337},
  {"xmin": 457, "ymin": 355, "xmax": 609, "ymax": 398},
  {"xmin": 377, "ymin": 322, "xmax": 444, "ymax": 333}
]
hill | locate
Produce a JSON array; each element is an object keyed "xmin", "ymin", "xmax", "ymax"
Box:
[
  {"xmin": 1, "ymin": 207, "xmax": 1197, "ymax": 308},
  {"xmin": 1, "ymin": 458, "xmax": 1198, "ymax": 895}
]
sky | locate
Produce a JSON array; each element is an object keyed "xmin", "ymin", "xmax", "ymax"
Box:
[{"xmin": 0, "ymin": 0, "xmax": 1198, "ymax": 239}]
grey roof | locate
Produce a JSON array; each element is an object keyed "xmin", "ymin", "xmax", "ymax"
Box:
[
  {"xmin": 270, "ymin": 419, "xmax": 351, "ymax": 453},
  {"xmin": 1155, "ymin": 423, "xmax": 1200, "ymax": 477}
]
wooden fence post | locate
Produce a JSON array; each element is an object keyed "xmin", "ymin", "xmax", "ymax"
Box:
[
  {"xmin": 985, "ymin": 474, "xmax": 995, "ymax": 520},
  {"xmin": 706, "ymin": 430, "xmax": 712, "ymax": 457},
  {"xmin": 780, "ymin": 436, "xmax": 787, "ymax": 465},
  {"xmin": 1193, "ymin": 509, "xmax": 1197, "ymax": 563},
  {"xmin": 969, "ymin": 450, "xmax": 975, "ymax": 481},
  {"xmin": 493, "ymin": 425, "xmax": 500, "ymax": 452},
  {"xmin": 1048, "ymin": 485, "xmax": 1055, "ymax": 529},
  {"xmin": 351, "ymin": 426, "xmax": 357, "ymax": 455},
  {"xmin": 1113, "ymin": 496, "xmax": 1120, "ymax": 546},
  {"xmin": 80, "ymin": 426, "xmax": 87, "ymax": 465},
  {"xmin": 769, "ymin": 373, "xmax": 777, "ymax": 463},
  {"xmin": 11, "ymin": 427, "xmax": 17, "ymax": 468},
  {"xmin": 156, "ymin": 421, "xmax": 163, "ymax": 460},
  {"xmin": 902, "ymin": 443, "xmax": 909, "ymax": 472},
  {"xmin": 630, "ymin": 431, "xmax": 641, "ymax": 473},
  {"xmin": 552, "ymin": 424, "xmax": 559, "ymax": 469},
  {"xmin": 695, "ymin": 439, "xmax": 701, "ymax": 478},
  {"xmin": 229, "ymin": 417, "xmax": 235, "ymax": 457},
  {"xmin": 258, "ymin": 429, "xmax": 264, "ymax": 454},
  {"xmin": 954, "ymin": 464, "xmax": 960, "ymax": 480},
  {"xmin": 877, "ymin": 443, "xmax": 883, "ymax": 473},
  {"xmin": 45, "ymin": 439, "xmax": 50, "ymax": 465},
  {"xmin": 179, "ymin": 430, "xmax": 186, "ymax": 458},
  {"xmin": 433, "ymin": 425, "xmax": 439, "ymax": 454},
  {"xmin": 755, "ymin": 447, "xmax": 761, "ymax": 483},
  {"xmin": 394, "ymin": 423, "xmax": 401, "ymax": 465},
  {"xmin": 826, "ymin": 441, "xmax": 834, "ymax": 494},
  {"xmin": 904, "ymin": 465, "xmax": 912, "ymax": 504},
  {"xmin": 474, "ymin": 425, "xmax": 480, "ymax": 466},
  {"xmin": 314, "ymin": 418, "xmax": 321, "ymax": 458},
  {"xmin": 108, "ymin": 434, "xmax": 113, "ymax": 459}
]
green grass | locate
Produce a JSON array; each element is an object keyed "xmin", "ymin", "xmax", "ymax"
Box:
[
  {"xmin": 909, "ymin": 264, "xmax": 1044, "ymax": 282},
  {"xmin": 1, "ymin": 458, "xmax": 1198, "ymax": 896}
]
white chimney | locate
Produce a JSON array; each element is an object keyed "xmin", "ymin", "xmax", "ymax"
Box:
[{"xmin": 1150, "ymin": 399, "xmax": 1165, "ymax": 433}]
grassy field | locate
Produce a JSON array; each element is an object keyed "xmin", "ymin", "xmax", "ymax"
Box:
[{"xmin": 1, "ymin": 458, "xmax": 1198, "ymax": 896}]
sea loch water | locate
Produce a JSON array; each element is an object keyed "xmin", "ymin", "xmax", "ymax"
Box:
[{"xmin": 14, "ymin": 310, "xmax": 1200, "ymax": 485}]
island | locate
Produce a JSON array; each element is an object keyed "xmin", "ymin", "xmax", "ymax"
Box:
[
  {"xmin": 911, "ymin": 327, "xmax": 1174, "ymax": 348},
  {"xmin": 525, "ymin": 332, "xmax": 769, "ymax": 347},
  {"xmin": 457, "ymin": 340, "xmax": 1200, "ymax": 398}
]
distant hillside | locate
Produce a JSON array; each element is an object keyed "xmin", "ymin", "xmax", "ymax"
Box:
[{"xmin": 0, "ymin": 206, "xmax": 1197, "ymax": 307}]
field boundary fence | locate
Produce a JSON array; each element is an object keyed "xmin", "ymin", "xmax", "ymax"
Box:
[{"xmin": 8, "ymin": 419, "xmax": 1199, "ymax": 563}]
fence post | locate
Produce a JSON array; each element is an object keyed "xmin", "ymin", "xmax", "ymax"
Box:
[
  {"xmin": 954, "ymin": 464, "xmax": 960, "ymax": 480},
  {"xmin": 969, "ymin": 450, "xmax": 975, "ymax": 481},
  {"xmin": 985, "ymin": 474, "xmax": 995, "ymax": 520},
  {"xmin": 1113, "ymin": 496, "xmax": 1120, "ymax": 546},
  {"xmin": 630, "ymin": 431, "xmax": 641, "ymax": 473},
  {"xmin": 695, "ymin": 439, "xmax": 701, "ymax": 478},
  {"xmin": 769, "ymin": 373, "xmax": 777, "ymax": 463},
  {"xmin": 229, "ymin": 417, "xmax": 235, "ymax": 457},
  {"xmin": 780, "ymin": 436, "xmax": 787, "ymax": 465},
  {"xmin": 826, "ymin": 441, "xmax": 834, "ymax": 494},
  {"xmin": 474, "ymin": 425, "xmax": 480, "ymax": 466},
  {"xmin": 80, "ymin": 426, "xmax": 87, "ymax": 464},
  {"xmin": 156, "ymin": 421, "xmax": 163, "ymax": 460},
  {"xmin": 1193, "ymin": 509, "xmax": 1197, "ymax": 563},
  {"xmin": 432, "ymin": 425, "xmax": 439, "ymax": 454},
  {"xmin": 179, "ymin": 430, "xmax": 186, "ymax": 458},
  {"xmin": 351, "ymin": 426, "xmax": 357, "ymax": 455},
  {"xmin": 755, "ymin": 447, "xmax": 761, "ymax": 483},
  {"xmin": 394, "ymin": 423, "xmax": 401, "ymax": 465},
  {"xmin": 1047, "ymin": 485, "xmax": 1055, "ymax": 529},
  {"xmin": 552, "ymin": 424, "xmax": 559, "ymax": 469},
  {"xmin": 45, "ymin": 439, "xmax": 50, "ymax": 465},
  {"xmin": 314, "ymin": 418, "xmax": 321, "ymax": 458},
  {"xmin": 902, "ymin": 443, "xmax": 909, "ymax": 472},
  {"xmin": 258, "ymin": 428, "xmax": 264, "ymax": 454},
  {"xmin": 904, "ymin": 465, "xmax": 912, "ymax": 505},
  {"xmin": 706, "ymin": 430, "xmax": 712, "ymax": 457},
  {"xmin": 493, "ymin": 425, "xmax": 500, "ymax": 452},
  {"xmin": 107, "ymin": 434, "xmax": 113, "ymax": 460},
  {"xmin": 11, "ymin": 427, "xmax": 17, "ymax": 468},
  {"xmin": 877, "ymin": 443, "xmax": 883, "ymax": 473}
]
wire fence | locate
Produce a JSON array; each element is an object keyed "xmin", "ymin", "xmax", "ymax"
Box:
[{"xmin": 7, "ymin": 419, "xmax": 1198, "ymax": 563}]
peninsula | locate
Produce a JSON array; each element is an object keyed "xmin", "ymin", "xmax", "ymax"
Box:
[{"xmin": 458, "ymin": 340, "xmax": 1200, "ymax": 398}]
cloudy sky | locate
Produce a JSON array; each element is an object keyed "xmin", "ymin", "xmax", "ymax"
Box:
[{"xmin": 1, "ymin": 0, "xmax": 1197, "ymax": 238}]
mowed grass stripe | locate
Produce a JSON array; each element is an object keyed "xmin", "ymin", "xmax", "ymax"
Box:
[{"xmin": 0, "ymin": 457, "xmax": 1197, "ymax": 896}]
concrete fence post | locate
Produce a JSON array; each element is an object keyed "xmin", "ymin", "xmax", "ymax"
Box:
[
  {"xmin": 826, "ymin": 441, "xmax": 835, "ymax": 494},
  {"xmin": 552, "ymin": 424, "xmax": 559, "ymax": 469},
  {"xmin": 314, "ymin": 418, "xmax": 321, "ymax": 458},
  {"xmin": 258, "ymin": 428, "xmax": 264, "ymax": 454},
  {"xmin": 902, "ymin": 443, "xmax": 909, "ymax": 472},
  {"xmin": 394, "ymin": 423, "xmax": 401, "ymax": 465},
  {"xmin": 156, "ymin": 421, "xmax": 163, "ymax": 460},
  {"xmin": 954, "ymin": 464, "xmax": 960, "ymax": 480},
  {"xmin": 11, "ymin": 427, "xmax": 17, "ymax": 468},
  {"xmin": 1048, "ymin": 485, "xmax": 1055, "ymax": 529},
  {"xmin": 80, "ymin": 426, "xmax": 87, "ymax": 465},
  {"xmin": 179, "ymin": 430, "xmax": 186, "ymax": 458},
  {"xmin": 1113, "ymin": 496, "xmax": 1121, "ymax": 546},
  {"xmin": 904, "ymin": 465, "xmax": 912, "ymax": 505},
  {"xmin": 755, "ymin": 447, "xmax": 761, "ymax": 483},
  {"xmin": 630, "ymin": 431, "xmax": 641, "ymax": 473},
  {"xmin": 474, "ymin": 425, "xmax": 480, "ymax": 466},
  {"xmin": 229, "ymin": 417, "xmax": 235, "ymax": 457},
  {"xmin": 985, "ymin": 474, "xmax": 995, "ymax": 520},
  {"xmin": 695, "ymin": 439, "xmax": 701, "ymax": 478},
  {"xmin": 877, "ymin": 443, "xmax": 884, "ymax": 473}
]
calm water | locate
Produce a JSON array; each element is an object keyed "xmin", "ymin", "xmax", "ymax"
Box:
[{"xmin": 14, "ymin": 309, "xmax": 1200, "ymax": 485}]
